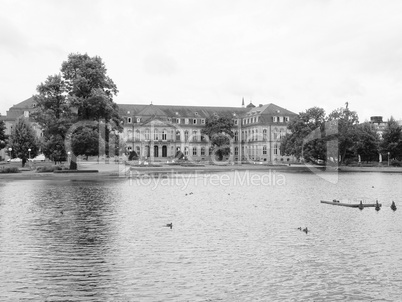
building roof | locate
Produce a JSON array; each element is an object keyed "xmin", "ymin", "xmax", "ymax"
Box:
[{"xmin": 8, "ymin": 96, "xmax": 35, "ymax": 109}]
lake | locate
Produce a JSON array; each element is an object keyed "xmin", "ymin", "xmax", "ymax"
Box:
[{"xmin": 1, "ymin": 170, "xmax": 401, "ymax": 301}]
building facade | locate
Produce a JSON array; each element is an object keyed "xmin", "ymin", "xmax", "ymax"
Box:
[
  {"xmin": 118, "ymin": 102, "xmax": 297, "ymax": 163},
  {"xmin": 1, "ymin": 97, "xmax": 297, "ymax": 163}
]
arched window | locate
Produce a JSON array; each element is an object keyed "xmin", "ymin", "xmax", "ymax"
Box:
[
  {"xmin": 184, "ymin": 130, "xmax": 189, "ymax": 142},
  {"xmin": 162, "ymin": 145, "xmax": 167, "ymax": 157},
  {"xmin": 192, "ymin": 130, "xmax": 197, "ymax": 142},
  {"xmin": 154, "ymin": 145, "xmax": 159, "ymax": 157},
  {"xmin": 176, "ymin": 130, "xmax": 181, "ymax": 141},
  {"xmin": 135, "ymin": 130, "xmax": 140, "ymax": 141},
  {"xmin": 145, "ymin": 129, "xmax": 150, "ymax": 140},
  {"xmin": 263, "ymin": 129, "xmax": 267, "ymax": 141},
  {"xmin": 162, "ymin": 129, "xmax": 167, "ymax": 141}
]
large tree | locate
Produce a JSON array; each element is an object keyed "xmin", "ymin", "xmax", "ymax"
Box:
[
  {"xmin": 281, "ymin": 107, "xmax": 327, "ymax": 162},
  {"xmin": 381, "ymin": 117, "xmax": 402, "ymax": 160},
  {"xmin": 353, "ymin": 123, "xmax": 380, "ymax": 163},
  {"xmin": 327, "ymin": 103, "xmax": 359, "ymax": 163},
  {"xmin": 0, "ymin": 120, "xmax": 7, "ymax": 150},
  {"xmin": 201, "ymin": 115, "xmax": 234, "ymax": 161},
  {"xmin": 8, "ymin": 117, "xmax": 39, "ymax": 167},
  {"xmin": 33, "ymin": 53, "xmax": 122, "ymax": 169},
  {"xmin": 32, "ymin": 74, "xmax": 75, "ymax": 163}
]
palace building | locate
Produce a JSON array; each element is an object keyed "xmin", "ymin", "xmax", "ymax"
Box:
[
  {"xmin": 118, "ymin": 101, "xmax": 297, "ymax": 163},
  {"xmin": 1, "ymin": 97, "xmax": 297, "ymax": 163}
]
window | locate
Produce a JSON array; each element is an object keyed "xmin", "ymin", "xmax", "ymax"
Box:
[
  {"xmin": 184, "ymin": 147, "xmax": 189, "ymax": 156},
  {"xmin": 274, "ymin": 144, "xmax": 278, "ymax": 155},
  {"xmin": 193, "ymin": 147, "xmax": 197, "ymax": 156},
  {"xmin": 234, "ymin": 131, "xmax": 238, "ymax": 142},
  {"xmin": 263, "ymin": 146, "xmax": 267, "ymax": 155},
  {"xmin": 127, "ymin": 117, "xmax": 132, "ymax": 123},
  {"xmin": 279, "ymin": 116, "xmax": 284, "ymax": 123},
  {"xmin": 193, "ymin": 119, "xmax": 197, "ymax": 124},
  {"xmin": 127, "ymin": 111, "xmax": 130, "ymax": 114},
  {"xmin": 201, "ymin": 119, "xmax": 205, "ymax": 124},
  {"xmin": 137, "ymin": 118, "xmax": 141, "ymax": 123},
  {"xmin": 273, "ymin": 116, "xmax": 277, "ymax": 122},
  {"xmin": 192, "ymin": 130, "xmax": 197, "ymax": 142},
  {"xmin": 263, "ymin": 129, "xmax": 267, "ymax": 141},
  {"xmin": 185, "ymin": 118, "xmax": 189, "ymax": 124},
  {"xmin": 195, "ymin": 112, "xmax": 199, "ymax": 116},
  {"xmin": 176, "ymin": 130, "xmax": 181, "ymax": 141},
  {"xmin": 184, "ymin": 130, "xmax": 189, "ymax": 142},
  {"xmin": 24, "ymin": 111, "xmax": 29, "ymax": 118},
  {"xmin": 167, "ymin": 117, "xmax": 172, "ymax": 122},
  {"xmin": 234, "ymin": 120, "xmax": 238, "ymax": 125},
  {"xmin": 154, "ymin": 129, "xmax": 159, "ymax": 140},
  {"xmin": 285, "ymin": 116, "xmax": 289, "ymax": 122},
  {"xmin": 162, "ymin": 129, "xmax": 167, "ymax": 141},
  {"xmin": 235, "ymin": 147, "xmax": 239, "ymax": 156},
  {"xmin": 135, "ymin": 130, "xmax": 140, "ymax": 141},
  {"xmin": 201, "ymin": 147, "xmax": 205, "ymax": 155},
  {"xmin": 176, "ymin": 118, "xmax": 181, "ymax": 124},
  {"xmin": 145, "ymin": 129, "xmax": 150, "ymax": 140}
]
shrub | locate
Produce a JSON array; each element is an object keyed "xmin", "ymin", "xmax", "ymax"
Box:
[
  {"xmin": 391, "ymin": 160, "xmax": 401, "ymax": 167},
  {"xmin": 0, "ymin": 166, "xmax": 20, "ymax": 173},
  {"xmin": 36, "ymin": 165, "xmax": 63, "ymax": 173}
]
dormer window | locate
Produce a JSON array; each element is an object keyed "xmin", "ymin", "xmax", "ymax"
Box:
[
  {"xmin": 195, "ymin": 112, "xmax": 199, "ymax": 116},
  {"xmin": 176, "ymin": 118, "xmax": 181, "ymax": 124},
  {"xmin": 137, "ymin": 118, "xmax": 141, "ymax": 123},
  {"xmin": 201, "ymin": 119, "xmax": 205, "ymax": 124},
  {"xmin": 273, "ymin": 116, "xmax": 277, "ymax": 122},
  {"xmin": 127, "ymin": 111, "xmax": 130, "ymax": 114},
  {"xmin": 285, "ymin": 116, "xmax": 289, "ymax": 122},
  {"xmin": 193, "ymin": 119, "xmax": 197, "ymax": 124},
  {"xmin": 127, "ymin": 117, "xmax": 132, "ymax": 123}
]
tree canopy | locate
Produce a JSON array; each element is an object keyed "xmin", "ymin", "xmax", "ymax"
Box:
[
  {"xmin": 0, "ymin": 120, "xmax": 7, "ymax": 150},
  {"xmin": 32, "ymin": 53, "xmax": 122, "ymax": 168},
  {"xmin": 281, "ymin": 107, "xmax": 327, "ymax": 162},
  {"xmin": 201, "ymin": 115, "xmax": 234, "ymax": 161},
  {"xmin": 381, "ymin": 117, "xmax": 402, "ymax": 160},
  {"xmin": 8, "ymin": 117, "xmax": 39, "ymax": 167}
]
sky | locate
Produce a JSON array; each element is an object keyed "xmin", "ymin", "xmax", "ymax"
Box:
[{"xmin": 1, "ymin": 0, "xmax": 402, "ymax": 121}]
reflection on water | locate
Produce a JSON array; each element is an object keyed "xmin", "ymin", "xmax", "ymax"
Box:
[{"xmin": 1, "ymin": 172, "xmax": 402, "ymax": 301}]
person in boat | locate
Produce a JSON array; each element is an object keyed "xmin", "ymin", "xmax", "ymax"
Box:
[{"xmin": 358, "ymin": 200, "xmax": 364, "ymax": 210}]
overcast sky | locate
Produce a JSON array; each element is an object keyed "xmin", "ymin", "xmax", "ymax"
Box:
[{"xmin": 1, "ymin": 0, "xmax": 402, "ymax": 121}]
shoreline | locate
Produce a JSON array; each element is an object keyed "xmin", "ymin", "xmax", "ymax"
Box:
[{"xmin": 1, "ymin": 162, "xmax": 402, "ymax": 181}]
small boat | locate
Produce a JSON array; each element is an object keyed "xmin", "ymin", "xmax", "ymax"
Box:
[{"xmin": 321, "ymin": 200, "xmax": 382, "ymax": 208}]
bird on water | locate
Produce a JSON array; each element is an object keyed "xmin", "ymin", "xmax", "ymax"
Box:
[
  {"xmin": 391, "ymin": 201, "xmax": 397, "ymax": 211},
  {"xmin": 165, "ymin": 223, "xmax": 173, "ymax": 229},
  {"xmin": 375, "ymin": 200, "xmax": 381, "ymax": 211}
]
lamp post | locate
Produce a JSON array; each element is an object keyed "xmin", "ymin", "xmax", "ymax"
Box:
[
  {"xmin": 28, "ymin": 148, "xmax": 31, "ymax": 160},
  {"xmin": 8, "ymin": 147, "xmax": 12, "ymax": 160},
  {"xmin": 388, "ymin": 152, "xmax": 390, "ymax": 166}
]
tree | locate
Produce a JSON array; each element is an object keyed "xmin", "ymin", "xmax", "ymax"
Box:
[
  {"xmin": 33, "ymin": 53, "xmax": 122, "ymax": 169},
  {"xmin": 8, "ymin": 117, "xmax": 39, "ymax": 167},
  {"xmin": 0, "ymin": 120, "xmax": 7, "ymax": 150},
  {"xmin": 381, "ymin": 117, "xmax": 402, "ymax": 160},
  {"xmin": 281, "ymin": 107, "xmax": 327, "ymax": 162},
  {"xmin": 353, "ymin": 123, "xmax": 380, "ymax": 163},
  {"xmin": 71, "ymin": 125, "xmax": 104, "ymax": 160},
  {"xmin": 327, "ymin": 103, "xmax": 359, "ymax": 163},
  {"xmin": 201, "ymin": 115, "xmax": 234, "ymax": 161},
  {"xmin": 32, "ymin": 74, "xmax": 75, "ymax": 163}
]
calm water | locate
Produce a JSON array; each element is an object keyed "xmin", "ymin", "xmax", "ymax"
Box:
[{"xmin": 1, "ymin": 171, "xmax": 402, "ymax": 301}]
